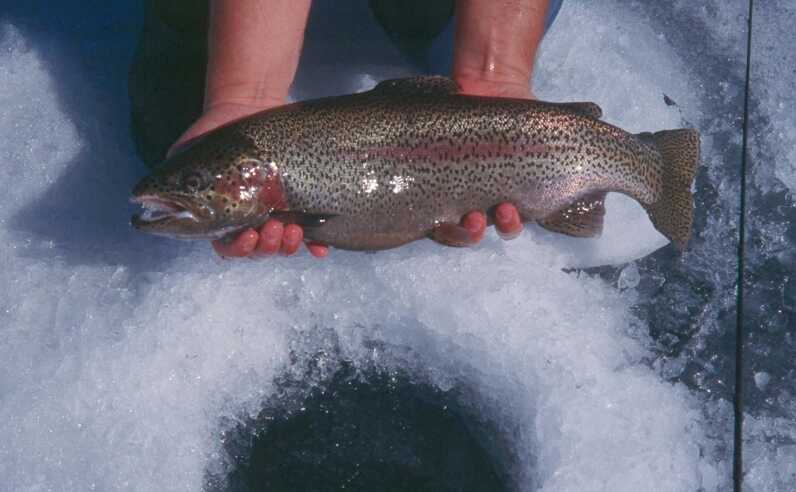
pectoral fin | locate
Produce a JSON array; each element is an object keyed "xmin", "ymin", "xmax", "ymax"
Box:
[
  {"xmin": 538, "ymin": 191, "xmax": 607, "ymax": 238},
  {"xmin": 430, "ymin": 222, "xmax": 479, "ymax": 247}
]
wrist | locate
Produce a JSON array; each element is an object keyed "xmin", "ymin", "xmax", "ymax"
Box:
[
  {"xmin": 452, "ymin": 0, "xmax": 547, "ymax": 99},
  {"xmin": 452, "ymin": 43, "xmax": 535, "ymax": 91},
  {"xmin": 204, "ymin": 80, "xmax": 287, "ymax": 112},
  {"xmin": 204, "ymin": 0, "xmax": 310, "ymax": 114},
  {"xmin": 453, "ymin": 70, "xmax": 533, "ymax": 99}
]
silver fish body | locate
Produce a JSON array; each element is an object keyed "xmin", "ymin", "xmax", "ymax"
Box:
[{"xmin": 131, "ymin": 76, "xmax": 699, "ymax": 251}]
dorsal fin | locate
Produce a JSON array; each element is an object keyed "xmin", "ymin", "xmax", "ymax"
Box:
[
  {"xmin": 554, "ymin": 102, "xmax": 603, "ymax": 119},
  {"xmin": 373, "ymin": 76, "xmax": 460, "ymax": 96}
]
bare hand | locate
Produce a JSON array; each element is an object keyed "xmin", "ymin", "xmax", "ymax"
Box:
[{"xmin": 180, "ymin": 0, "xmax": 546, "ymax": 258}]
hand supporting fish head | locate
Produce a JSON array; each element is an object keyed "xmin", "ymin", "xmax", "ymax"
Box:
[{"xmin": 131, "ymin": 130, "xmax": 279, "ymax": 240}]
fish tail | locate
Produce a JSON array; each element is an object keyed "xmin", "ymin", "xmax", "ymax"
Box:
[{"xmin": 639, "ymin": 128, "xmax": 700, "ymax": 251}]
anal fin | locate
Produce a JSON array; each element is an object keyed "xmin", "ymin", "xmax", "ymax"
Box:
[{"xmin": 538, "ymin": 191, "xmax": 607, "ymax": 238}]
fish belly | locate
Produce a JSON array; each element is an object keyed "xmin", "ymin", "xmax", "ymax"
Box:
[
  {"xmin": 288, "ymin": 159, "xmax": 559, "ymax": 251},
  {"xmin": 272, "ymin": 93, "xmax": 661, "ymax": 251}
]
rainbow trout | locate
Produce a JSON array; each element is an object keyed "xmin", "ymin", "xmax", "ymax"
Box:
[{"xmin": 131, "ymin": 76, "xmax": 699, "ymax": 251}]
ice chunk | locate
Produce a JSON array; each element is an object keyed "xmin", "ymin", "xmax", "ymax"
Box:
[
  {"xmin": 753, "ymin": 372, "xmax": 771, "ymax": 392},
  {"xmin": 618, "ymin": 262, "xmax": 641, "ymax": 290}
]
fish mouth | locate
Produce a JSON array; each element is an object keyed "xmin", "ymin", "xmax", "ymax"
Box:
[
  {"xmin": 130, "ymin": 195, "xmax": 247, "ymax": 240},
  {"xmin": 130, "ymin": 195, "xmax": 199, "ymax": 230}
]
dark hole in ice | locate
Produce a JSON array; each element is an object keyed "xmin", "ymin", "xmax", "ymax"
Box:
[{"xmin": 208, "ymin": 363, "xmax": 509, "ymax": 492}]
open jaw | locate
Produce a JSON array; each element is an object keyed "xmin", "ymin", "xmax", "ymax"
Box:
[
  {"xmin": 130, "ymin": 195, "xmax": 249, "ymax": 240},
  {"xmin": 130, "ymin": 195, "xmax": 198, "ymax": 229}
]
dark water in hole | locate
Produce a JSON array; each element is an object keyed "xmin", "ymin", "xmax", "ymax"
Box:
[{"xmin": 210, "ymin": 366, "xmax": 508, "ymax": 492}]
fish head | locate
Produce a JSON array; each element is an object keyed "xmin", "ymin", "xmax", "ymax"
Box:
[{"xmin": 130, "ymin": 129, "xmax": 278, "ymax": 240}]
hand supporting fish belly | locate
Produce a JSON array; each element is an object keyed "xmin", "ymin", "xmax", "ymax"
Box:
[{"xmin": 131, "ymin": 76, "xmax": 700, "ymax": 253}]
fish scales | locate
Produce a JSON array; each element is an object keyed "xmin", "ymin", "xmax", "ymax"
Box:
[
  {"xmin": 238, "ymin": 83, "xmax": 660, "ymax": 248},
  {"xmin": 131, "ymin": 76, "xmax": 699, "ymax": 251}
]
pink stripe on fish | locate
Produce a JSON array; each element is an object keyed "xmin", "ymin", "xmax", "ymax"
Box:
[{"xmin": 351, "ymin": 143, "xmax": 549, "ymax": 161}]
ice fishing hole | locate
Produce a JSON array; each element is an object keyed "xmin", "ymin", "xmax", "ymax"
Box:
[{"xmin": 207, "ymin": 364, "xmax": 512, "ymax": 491}]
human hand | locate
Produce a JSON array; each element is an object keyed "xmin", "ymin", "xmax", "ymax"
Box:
[
  {"xmin": 450, "ymin": 0, "xmax": 550, "ymax": 242},
  {"xmin": 168, "ymin": 102, "xmax": 275, "ymax": 158},
  {"xmin": 169, "ymin": 103, "xmax": 330, "ymax": 259},
  {"xmin": 169, "ymin": 105, "xmax": 330, "ymax": 260},
  {"xmin": 171, "ymin": 0, "xmax": 323, "ymax": 259},
  {"xmin": 169, "ymin": 101, "xmax": 329, "ymax": 259},
  {"xmin": 452, "ymin": 72, "xmax": 531, "ymax": 242},
  {"xmin": 452, "ymin": 75, "xmax": 534, "ymax": 243}
]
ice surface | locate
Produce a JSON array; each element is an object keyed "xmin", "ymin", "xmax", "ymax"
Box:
[
  {"xmin": 749, "ymin": 0, "xmax": 796, "ymax": 195},
  {"xmin": 743, "ymin": 1, "xmax": 796, "ymax": 490},
  {"xmin": 0, "ymin": 1, "xmax": 747, "ymax": 491}
]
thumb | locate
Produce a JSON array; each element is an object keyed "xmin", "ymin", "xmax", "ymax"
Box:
[{"xmin": 167, "ymin": 119, "xmax": 223, "ymax": 158}]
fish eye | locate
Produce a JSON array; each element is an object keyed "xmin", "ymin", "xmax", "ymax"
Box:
[{"xmin": 182, "ymin": 172, "xmax": 205, "ymax": 192}]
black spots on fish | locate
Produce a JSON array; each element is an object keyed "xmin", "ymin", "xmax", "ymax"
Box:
[
  {"xmin": 147, "ymin": 179, "xmax": 163, "ymax": 192},
  {"xmin": 218, "ymin": 83, "xmax": 659, "ymax": 245}
]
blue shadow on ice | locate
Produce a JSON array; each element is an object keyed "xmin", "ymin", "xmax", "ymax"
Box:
[{"xmin": 5, "ymin": 2, "xmax": 190, "ymax": 271}]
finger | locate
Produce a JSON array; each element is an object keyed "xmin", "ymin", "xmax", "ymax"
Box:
[
  {"xmin": 494, "ymin": 203, "xmax": 523, "ymax": 240},
  {"xmin": 305, "ymin": 242, "xmax": 329, "ymax": 258},
  {"xmin": 168, "ymin": 127, "xmax": 214, "ymax": 158},
  {"xmin": 255, "ymin": 219, "xmax": 284, "ymax": 256},
  {"xmin": 280, "ymin": 224, "xmax": 303, "ymax": 256},
  {"xmin": 461, "ymin": 211, "xmax": 487, "ymax": 244},
  {"xmin": 212, "ymin": 228, "xmax": 259, "ymax": 258},
  {"xmin": 167, "ymin": 135, "xmax": 200, "ymax": 158}
]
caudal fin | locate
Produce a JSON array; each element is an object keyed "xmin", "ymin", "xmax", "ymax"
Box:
[{"xmin": 639, "ymin": 129, "xmax": 700, "ymax": 251}]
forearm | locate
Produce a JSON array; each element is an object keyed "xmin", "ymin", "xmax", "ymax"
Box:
[
  {"xmin": 452, "ymin": 0, "xmax": 548, "ymax": 97},
  {"xmin": 205, "ymin": 0, "xmax": 311, "ymax": 110}
]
